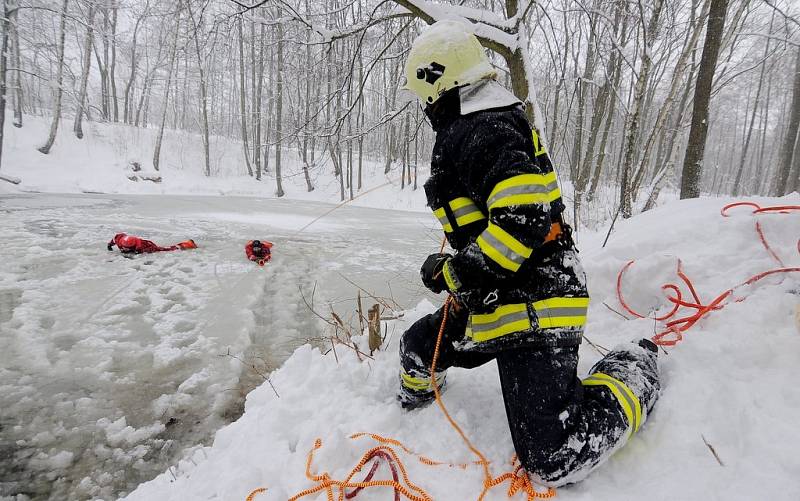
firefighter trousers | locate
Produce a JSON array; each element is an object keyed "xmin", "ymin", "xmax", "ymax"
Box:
[{"xmin": 398, "ymin": 304, "xmax": 660, "ymax": 486}]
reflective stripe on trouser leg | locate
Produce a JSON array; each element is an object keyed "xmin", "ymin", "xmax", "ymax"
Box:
[
  {"xmin": 532, "ymin": 297, "xmax": 590, "ymax": 329},
  {"xmin": 582, "ymin": 372, "xmax": 642, "ymax": 433},
  {"xmin": 400, "ymin": 369, "xmax": 446, "ymax": 393}
]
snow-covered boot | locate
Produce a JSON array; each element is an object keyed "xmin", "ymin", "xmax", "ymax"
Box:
[
  {"xmin": 587, "ymin": 338, "xmax": 660, "ymax": 419},
  {"xmin": 397, "ymin": 369, "xmax": 445, "ymax": 411}
]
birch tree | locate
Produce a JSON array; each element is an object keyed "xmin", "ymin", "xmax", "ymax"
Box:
[
  {"xmin": 74, "ymin": 1, "xmax": 96, "ymax": 139},
  {"xmin": 38, "ymin": 0, "xmax": 69, "ymax": 155}
]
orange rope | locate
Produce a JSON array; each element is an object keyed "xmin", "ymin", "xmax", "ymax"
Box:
[
  {"xmin": 617, "ymin": 201, "xmax": 800, "ymax": 347},
  {"xmin": 431, "ymin": 298, "xmax": 556, "ymax": 501},
  {"xmin": 246, "ymin": 245, "xmax": 556, "ymax": 501}
]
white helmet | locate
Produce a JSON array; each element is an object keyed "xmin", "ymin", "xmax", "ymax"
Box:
[{"xmin": 402, "ymin": 20, "xmax": 496, "ymax": 105}]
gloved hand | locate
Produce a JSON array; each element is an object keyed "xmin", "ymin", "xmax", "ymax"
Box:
[{"xmin": 420, "ymin": 253, "xmax": 452, "ymax": 294}]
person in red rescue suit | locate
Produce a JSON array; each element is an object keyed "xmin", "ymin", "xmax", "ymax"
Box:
[
  {"xmin": 245, "ymin": 240, "xmax": 273, "ymax": 265},
  {"xmin": 107, "ymin": 233, "xmax": 197, "ymax": 254},
  {"xmin": 397, "ymin": 21, "xmax": 660, "ymax": 487}
]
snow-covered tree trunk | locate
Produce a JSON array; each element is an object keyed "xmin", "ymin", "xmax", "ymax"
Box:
[
  {"xmin": 9, "ymin": 0, "xmax": 21, "ymax": 128},
  {"xmin": 619, "ymin": 0, "xmax": 665, "ymax": 218},
  {"xmin": 732, "ymin": 16, "xmax": 772, "ymax": 196},
  {"xmin": 185, "ymin": 0, "xmax": 210, "ymax": 176},
  {"xmin": 236, "ymin": 17, "xmax": 253, "ymax": 177},
  {"xmin": 0, "ymin": 0, "xmax": 10, "ymax": 169},
  {"xmin": 775, "ymin": 46, "xmax": 800, "ymax": 196},
  {"xmin": 153, "ymin": 11, "xmax": 180, "ymax": 172},
  {"xmin": 250, "ymin": 19, "xmax": 263, "ymax": 177},
  {"xmin": 680, "ymin": 0, "xmax": 729, "ymax": 199},
  {"xmin": 274, "ymin": 21, "xmax": 284, "ymax": 197},
  {"xmin": 38, "ymin": 0, "xmax": 69, "ymax": 155},
  {"xmin": 630, "ymin": 0, "xmax": 710, "ymax": 200},
  {"xmin": 110, "ymin": 3, "xmax": 118, "ymax": 122},
  {"xmin": 74, "ymin": 3, "xmax": 96, "ymax": 139}
]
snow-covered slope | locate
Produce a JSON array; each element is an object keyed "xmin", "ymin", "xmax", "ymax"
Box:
[
  {"xmin": 123, "ymin": 194, "xmax": 800, "ymax": 501},
  {"xmin": 1, "ymin": 115, "xmax": 428, "ymax": 212}
]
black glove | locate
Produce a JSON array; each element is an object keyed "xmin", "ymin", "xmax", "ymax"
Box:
[{"xmin": 420, "ymin": 253, "xmax": 452, "ymax": 294}]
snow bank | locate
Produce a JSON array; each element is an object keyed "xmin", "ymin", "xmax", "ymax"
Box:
[
  {"xmin": 125, "ymin": 194, "xmax": 800, "ymax": 501},
  {"xmin": 1, "ymin": 115, "xmax": 428, "ymax": 212}
]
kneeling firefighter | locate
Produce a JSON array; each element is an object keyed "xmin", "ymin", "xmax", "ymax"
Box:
[{"xmin": 397, "ymin": 21, "xmax": 660, "ymax": 486}]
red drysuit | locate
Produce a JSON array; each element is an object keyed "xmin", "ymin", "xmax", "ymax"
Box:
[
  {"xmin": 245, "ymin": 240, "xmax": 273, "ymax": 265},
  {"xmin": 107, "ymin": 233, "xmax": 197, "ymax": 254}
]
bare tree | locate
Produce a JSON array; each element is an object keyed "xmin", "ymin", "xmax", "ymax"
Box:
[
  {"xmin": 74, "ymin": 1, "xmax": 96, "ymax": 139},
  {"xmin": 618, "ymin": 0, "xmax": 665, "ymax": 217},
  {"xmin": 680, "ymin": 0, "xmax": 729, "ymax": 199},
  {"xmin": 184, "ymin": 0, "xmax": 210, "ymax": 176},
  {"xmin": 38, "ymin": 0, "xmax": 70, "ymax": 155},
  {"xmin": 9, "ymin": 0, "xmax": 21, "ymax": 128},
  {"xmin": 153, "ymin": 8, "xmax": 180, "ymax": 171},
  {"xmin": 274, "ymin": 20, "xmax": 284, "ymax": 196},
  {"xmin": 775, "ymin": 46, "xmax": 800, "ymax": 195},
  {"xmin": 0, "ymin": 0, "xmax": 11, "ymax": 169},
  {"xmin": 236, "ymin": 17, "xmax": 253, "ymax": 176}
]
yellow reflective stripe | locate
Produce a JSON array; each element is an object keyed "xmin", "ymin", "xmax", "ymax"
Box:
[
  {"xmin": 448, "ymin": 197, "xmax": 475, "ymax": 210},
  {"xmin": 582, "ymin": 372, "xmax": 642, "ymax": 433},
  {"xmin": 401, "ymin": 372, "xmax": 433, "ymax": 391},
  {"xmin": 532, "ymin": 297, "xmax": 589, "ymax": 329},
  {"xmin": 442, "ymin": 260, "xmax": 460, "ymax": 291},
  {"xmin": 456, "ymin": 211, "xmax": 486, "ymax": 226},
  {"xmin": 466, "ymin": 303, "xmax": 531, "ymax": 343},
  {"xmin": 487, "ymin": 172, "xmax": 561, "ymax": 210},
  {"xmin": 477, "ymin": 223, "xmax": 533, "ymax": 272},
  {"xmin": 532, "ymin": 129, "xmax": 547, "ymax": 157},
  {"xmin": 449, "ymin": 197, "xmax": 486, "ymax": 227},
  {"xmin": 433, "ymin": 207, "xmax": 453, "ymax": 233}
]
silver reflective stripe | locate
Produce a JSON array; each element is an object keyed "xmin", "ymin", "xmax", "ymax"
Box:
[
  {"xmin": 470, "ymin": 310, "xmax": 530, "ymax": 335},
  {"xmin": 487, "ymin": 179, "xmax": 559, "ymax": 208},
  {"xmin": 449, "ymin": 198, "xmax": 486, "ymax": 226},
  {"xmin": 479, "ymin": 228, "xmax": 527, "ymax": 267},
  {"xmin": 436, "ymin": 213, "xmax": 450, "ymax": 225},
  {"xmin": 584, "ymin": 374, "xmax": 639, "ymax": 431},
  {"xmin": 537, "ymin": 306, "xmax": 588, "ymax": 318},
  {"xmin": 451, "ymin": 204, "xmax": 483, "ymax": 220}
]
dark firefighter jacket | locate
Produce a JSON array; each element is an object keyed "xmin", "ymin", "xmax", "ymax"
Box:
[{"xmin": 424, "ymin": 80, "xmax": 589, "ymax": 353}]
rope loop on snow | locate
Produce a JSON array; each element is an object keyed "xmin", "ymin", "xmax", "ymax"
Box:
[
  {"xmin": 617, "ymin": 202, "xmax": 800, "ymax": 347},
  {"xmin": 245, "ymin": 299, "xmax": 556, "ymax": 501}
]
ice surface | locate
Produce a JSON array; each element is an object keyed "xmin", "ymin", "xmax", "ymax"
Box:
[{"xmin": 0, "ymin": 193, "xmax": 442, "ymax": 500}]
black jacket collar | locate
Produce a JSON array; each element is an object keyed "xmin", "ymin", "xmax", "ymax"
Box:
[{"xmin": 424, "ymin": 87, "xmax": 462, "ymax": 132}]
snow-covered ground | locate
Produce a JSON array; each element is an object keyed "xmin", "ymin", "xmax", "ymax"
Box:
[
  {"xmin": 121, "ymin": 194, "xmax": 800, "ymax": 501},
  {"xmin": 0, "ymin": 115, "xmax": 428, "ymax": 213},
  {"xmin": 0, "ymin": 193, "xmax": 442, "ymax": 500}
]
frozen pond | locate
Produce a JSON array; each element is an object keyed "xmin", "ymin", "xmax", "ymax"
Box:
[{"xmin": 0, "ymin": 193, "xmax": 439, "ymax": 500}]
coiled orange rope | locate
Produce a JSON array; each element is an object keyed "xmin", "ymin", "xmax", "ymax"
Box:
[
  {"xmin": 617, "ymin": 202, "xmax": 800, "ymax": 347},
  {"xmin": 245, "ymin": 297, "xmax": 555, "ymax": 501}
]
